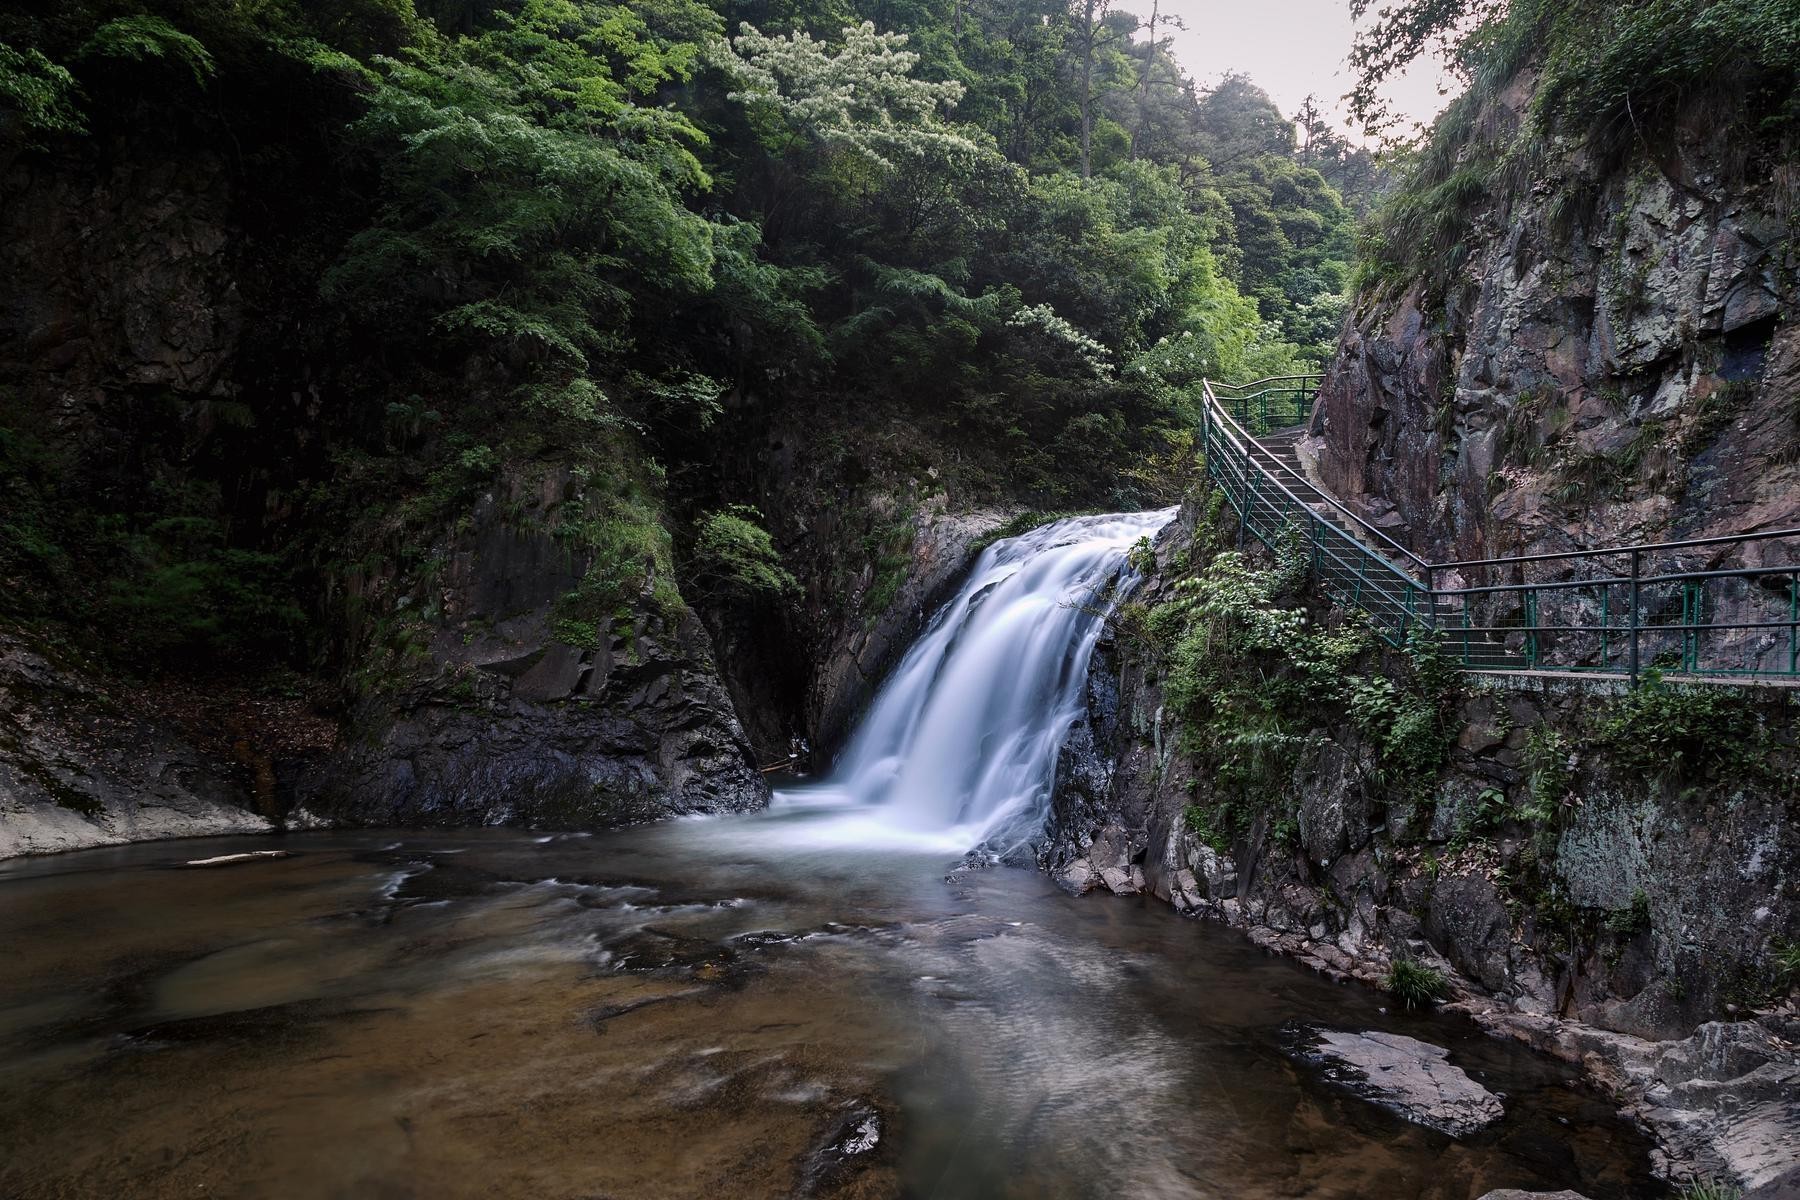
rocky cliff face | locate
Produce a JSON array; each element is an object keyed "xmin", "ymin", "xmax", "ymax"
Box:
[
  {"xmin": 0, "ymin": 123, "xmax": 1019, "ymax": 855},
  {"xmin": 1043, "ymin": 502, "xmax": 1800, "ymax": 1189},
  {"xmin": 1307, "ymin": 81, "xmax": 1800, "ymax": 581}
]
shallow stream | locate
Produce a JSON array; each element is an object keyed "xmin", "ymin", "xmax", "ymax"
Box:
[{"xmin": 0, "ymin": 814, "xmax": 1659, "ymax": 1199}]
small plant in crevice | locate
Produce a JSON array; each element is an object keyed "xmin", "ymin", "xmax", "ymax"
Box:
[
  {"xmin": 1604, "ymin": 888, "xmax": 1652, "ymax": 937},
  {"xmin": 1520, "ymin": 724, "xmax": 1573, "ymax": 827},
  {"xmin": 1127, "ymin": 535, "xmax": 1157, "ymax": 575},
  {"xmin": 1383, "ymin": 959, "xmax": 1447, "ymax": 1010},
  {"xmin": 1674, "ymin": 1179, "xmax": 1742, "ymax": 1200},
  {"xmin": 1772, "ymin": 940, "xmax": 1800, "ymax": 995}
]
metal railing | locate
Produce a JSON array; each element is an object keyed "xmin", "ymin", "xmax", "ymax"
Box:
[{"xmin": 1200, "ymin": 376, "xmax": 1800, "ymax": 684}]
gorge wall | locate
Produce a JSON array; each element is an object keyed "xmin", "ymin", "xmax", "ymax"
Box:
[
  {"xmin": 0, "ymin": 106, "xmax": 1005, "ymax": 856},
  {"xmin": 1042, "ymin": 501, "xmax": 1799, "ymax": 1190},
  {"xmin": 1307, "ymin": 76, "xmax": 1800, "ymax": 571}
]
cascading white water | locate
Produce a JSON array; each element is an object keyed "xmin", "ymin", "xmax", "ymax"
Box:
[{"xmin": 774, "ymin": 508, "xmax": 1177, "ymax": 852}]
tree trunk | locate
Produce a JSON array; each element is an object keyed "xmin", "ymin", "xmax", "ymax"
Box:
[
  {"xmin": 1129, "ymin": 0, "xmax": 1158, "ymax": 159},
  {"xmin": 1078, "ymin": 0, "xmax": 1095, "ymax": 177}
]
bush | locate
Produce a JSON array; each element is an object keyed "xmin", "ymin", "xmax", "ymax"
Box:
[
  {"xmin": 691, "ymin": 505, "xmax": 797, "ymax": 600},
  {"xmin": 1384, "ymin": 959, "xmax": 1447, "ymax": 1010},
  {"xmin": 1597, "ymin": 674, "xmax": 1769, "ymax": 782}
]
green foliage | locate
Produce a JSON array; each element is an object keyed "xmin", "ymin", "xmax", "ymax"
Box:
[
  {"xmin": 1126, "ymin": 536, "xmax": 1156, "ymax": 574},
  {"xmin": 1674, "ymin": 1181, "xmax": 1743, "ymax": 1200},
  {"xmin": 1383, "ymin": 958, "xmax": 1447, "ymax": 1009},
  {"xmin": 0, "ymin": 0, "xmax": 1368, "ymax": 688},
  {"xmin": 1605, "ymin": 888, "xmax": 1652, "ymax": 936},
  {"xmin": 1773, "ymin": 941, "xmax": 1800, "ymax": 993},
  {"xmin": 0, "ymin": 43, "xmax": 83, "ymax": 136},
  {"xmin": 1346, "ymin": 631, "xmax": 1460, "ymax": 799},
  {"xmin": 552, "ymin": 498, "xmax": 682, "ymax": 648},
  {"xmin": 691, "ymin": 506, "xmax": 798, "ymax": 599},
  {"xmin": 1521, "ymin": 724, "xmax": 1572, "ymax": 825},
  {"xmin": 1183, "ymin": 803, "xmax": 1232, "ymax": 853},
  {"xmin": 722, "ymin": 21, "xmax": 976, "ymax": 172},
  {"xmin": 79, "ymin": 16, "xmax": 215, "ymax": 87},
  {"xmin": 1597, "ymin": 674, "xmax": 1771, "ymax": 782},
  {"xmin": 1147, "ymin": 548, "xmax": 1370, "ymax": 834}
]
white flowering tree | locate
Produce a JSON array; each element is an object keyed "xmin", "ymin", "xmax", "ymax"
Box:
[{"xmin": 720, "ymin": 22, "xmax": 979, "ymax": 173}]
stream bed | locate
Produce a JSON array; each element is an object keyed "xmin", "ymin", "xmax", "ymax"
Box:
[{"xmin": 0, "ymin": 809, "xmax": 1660, "ymax": 1199}]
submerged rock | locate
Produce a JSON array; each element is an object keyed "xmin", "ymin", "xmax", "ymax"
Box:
[
  {"xmin": 797, "ymin": 1099, "xmax": 888, "ymax": 1197},
  {"xmin": 1292, "ymin": 1026, "xmax": 1505, "ymax": 1137},
  {"xmin": 182, "ymin": 850, "xmax": 291, "ymax": 867}
]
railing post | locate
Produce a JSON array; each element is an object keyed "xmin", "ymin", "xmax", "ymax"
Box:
[
  {"xmin": 1525, "ymin": 587, "xmax": 1540, "ymax": 669},
  {"xmin": 1682, "ymin": 579, "xmax": 1702, "ymax": 674},
  {"xmin": 1790, "ymin": 570, "xmax": 1797, "ymax": 676},
  {"xmin": 1628, "ymin": 549, "xmax": 1640, "ymax": 688}
]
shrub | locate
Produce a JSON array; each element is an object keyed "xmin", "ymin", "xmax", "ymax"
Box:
[
  {"xmin": 1597, "ymin": 674, "xmax": 1769, "ymax": 782},
  {"xmin": 1384, "ymin": 959, "xmax": 1447, "ymax": 1010},
  {"xmin": 691, "ymin": 505, "xmax": 797, "ymax": 600}
]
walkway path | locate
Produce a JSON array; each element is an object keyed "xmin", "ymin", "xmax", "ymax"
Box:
[{"xmin": 1200, "ymin": 376, "xmax": 1799, "ymax": 684}]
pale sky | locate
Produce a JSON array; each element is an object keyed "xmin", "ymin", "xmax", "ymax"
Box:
[{"xmin": 1152, "ymin": 0, "xmax": 1459, "ymax": 139}]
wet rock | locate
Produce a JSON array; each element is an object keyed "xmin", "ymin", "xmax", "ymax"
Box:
[
  {"xmin": 1425, "ymin": 871, "xmax": 1516, "ymax": 995},
  {"xmin": 797, "ymin": 1100, "xmax": 889, "ymax": 1197},
  {"xmin": 1474, "ymin": 1010, "xmax": 1800, "ymax": 1191},
  {"xmin": 182, "ymin": 850, "xmax": 292, "ymax": 867},
  {"xmin": 0, "ymin": 632, "xmax": 275, "ymax": 858},
  {"xmin": 1475, "ymin": 1191, "xmax": 1592, "ymax": 1200},
  {"xmin": 1292, "ymin": 1026, "xmax": 1506, "ymax": 1137},
  {"xmin": 292, "ymin": 497, "xmax": 769, "ymax": 836},
  {"xmin": 604, "ymin": 927, "xmax": 742, "ymax": 976},
  {"xmin": 1054, "ymin": 856, "xmax": 1099, "ymax": 895}
]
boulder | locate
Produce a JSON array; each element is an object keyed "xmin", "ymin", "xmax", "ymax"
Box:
[{"xmin": 1293, "ymin": 1027, "xmax": 1506, "ymax": 1137}]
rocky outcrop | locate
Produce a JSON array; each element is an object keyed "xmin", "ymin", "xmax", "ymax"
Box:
[
  {"xmin": 804, "ymin": 498, "xmax": 1008, "ymax": 756},
  {"xmin": 1307, "ymin": 80, "xmax": 1800, "ymax": 674},
  {"xmin": 0, "ymin": 628, "xmax": 273, "ymax": 857},
  {"xmin": 294, "ymin": 475, "xmax": 767, "ymax": 830},
  {"xmin": 1477, "ymin": 1008, "xmax": 1800, "ymax": 1189},
  {"xmin": 0, "ymin": 128, "xmax": 769, "ymax": 853}
]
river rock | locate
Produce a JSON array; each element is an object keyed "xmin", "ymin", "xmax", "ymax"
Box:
[
  {"xmin": 1295, "ymin": 1027, "xmax": 1506, "ymax": 1137},
  {"xmin": 1475, "ymin": 1192, "xmax": 1592, "ymax": 1200}
]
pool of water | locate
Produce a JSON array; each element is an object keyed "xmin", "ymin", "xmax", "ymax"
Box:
[{"xmin": 0, "ymin": 808, "xmax": 1661, "ymax": 1199}]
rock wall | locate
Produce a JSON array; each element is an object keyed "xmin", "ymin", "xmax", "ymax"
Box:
[
  {"xmin": 0, "ymin": 125, "xmax": 1016, "ymax": 854},
  {"xmin": 295, "ymin": 473, "xmax": 768, "ymax": 829},
  {"xmin": 1044, "ymin": 503, "xmax": 1800, "ymax": 1188},
  {"xmin": 0, "ymin": 629, "xmax": 276, "ymax": 857},
  {"xmin": 1307, "ymin": 88, "xmax": 1800, "ymax": 580}
]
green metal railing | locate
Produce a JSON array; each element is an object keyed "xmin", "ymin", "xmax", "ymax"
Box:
[{"xmin": 1200, "ymin": 376, "xmax": 1800, "ymax": 684}]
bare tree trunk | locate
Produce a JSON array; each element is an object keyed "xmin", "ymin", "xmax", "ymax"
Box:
[
  {"xmin": 1078, "ymin": 0, "xmax": 1095, "ymax": 178},
  {"xmin": 1129, "ymin": 0, "xmax": 1158, "ymax": 159}
]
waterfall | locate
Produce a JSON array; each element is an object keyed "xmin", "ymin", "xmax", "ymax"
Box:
[{"xmin": 774, "ymin": 509, "xmax": 1176, "ymax": 852}]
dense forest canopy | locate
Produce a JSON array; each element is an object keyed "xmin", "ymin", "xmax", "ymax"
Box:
[{"xmin": 0, "ymin": 0, "xmax": 1366, "ymax": 669}]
